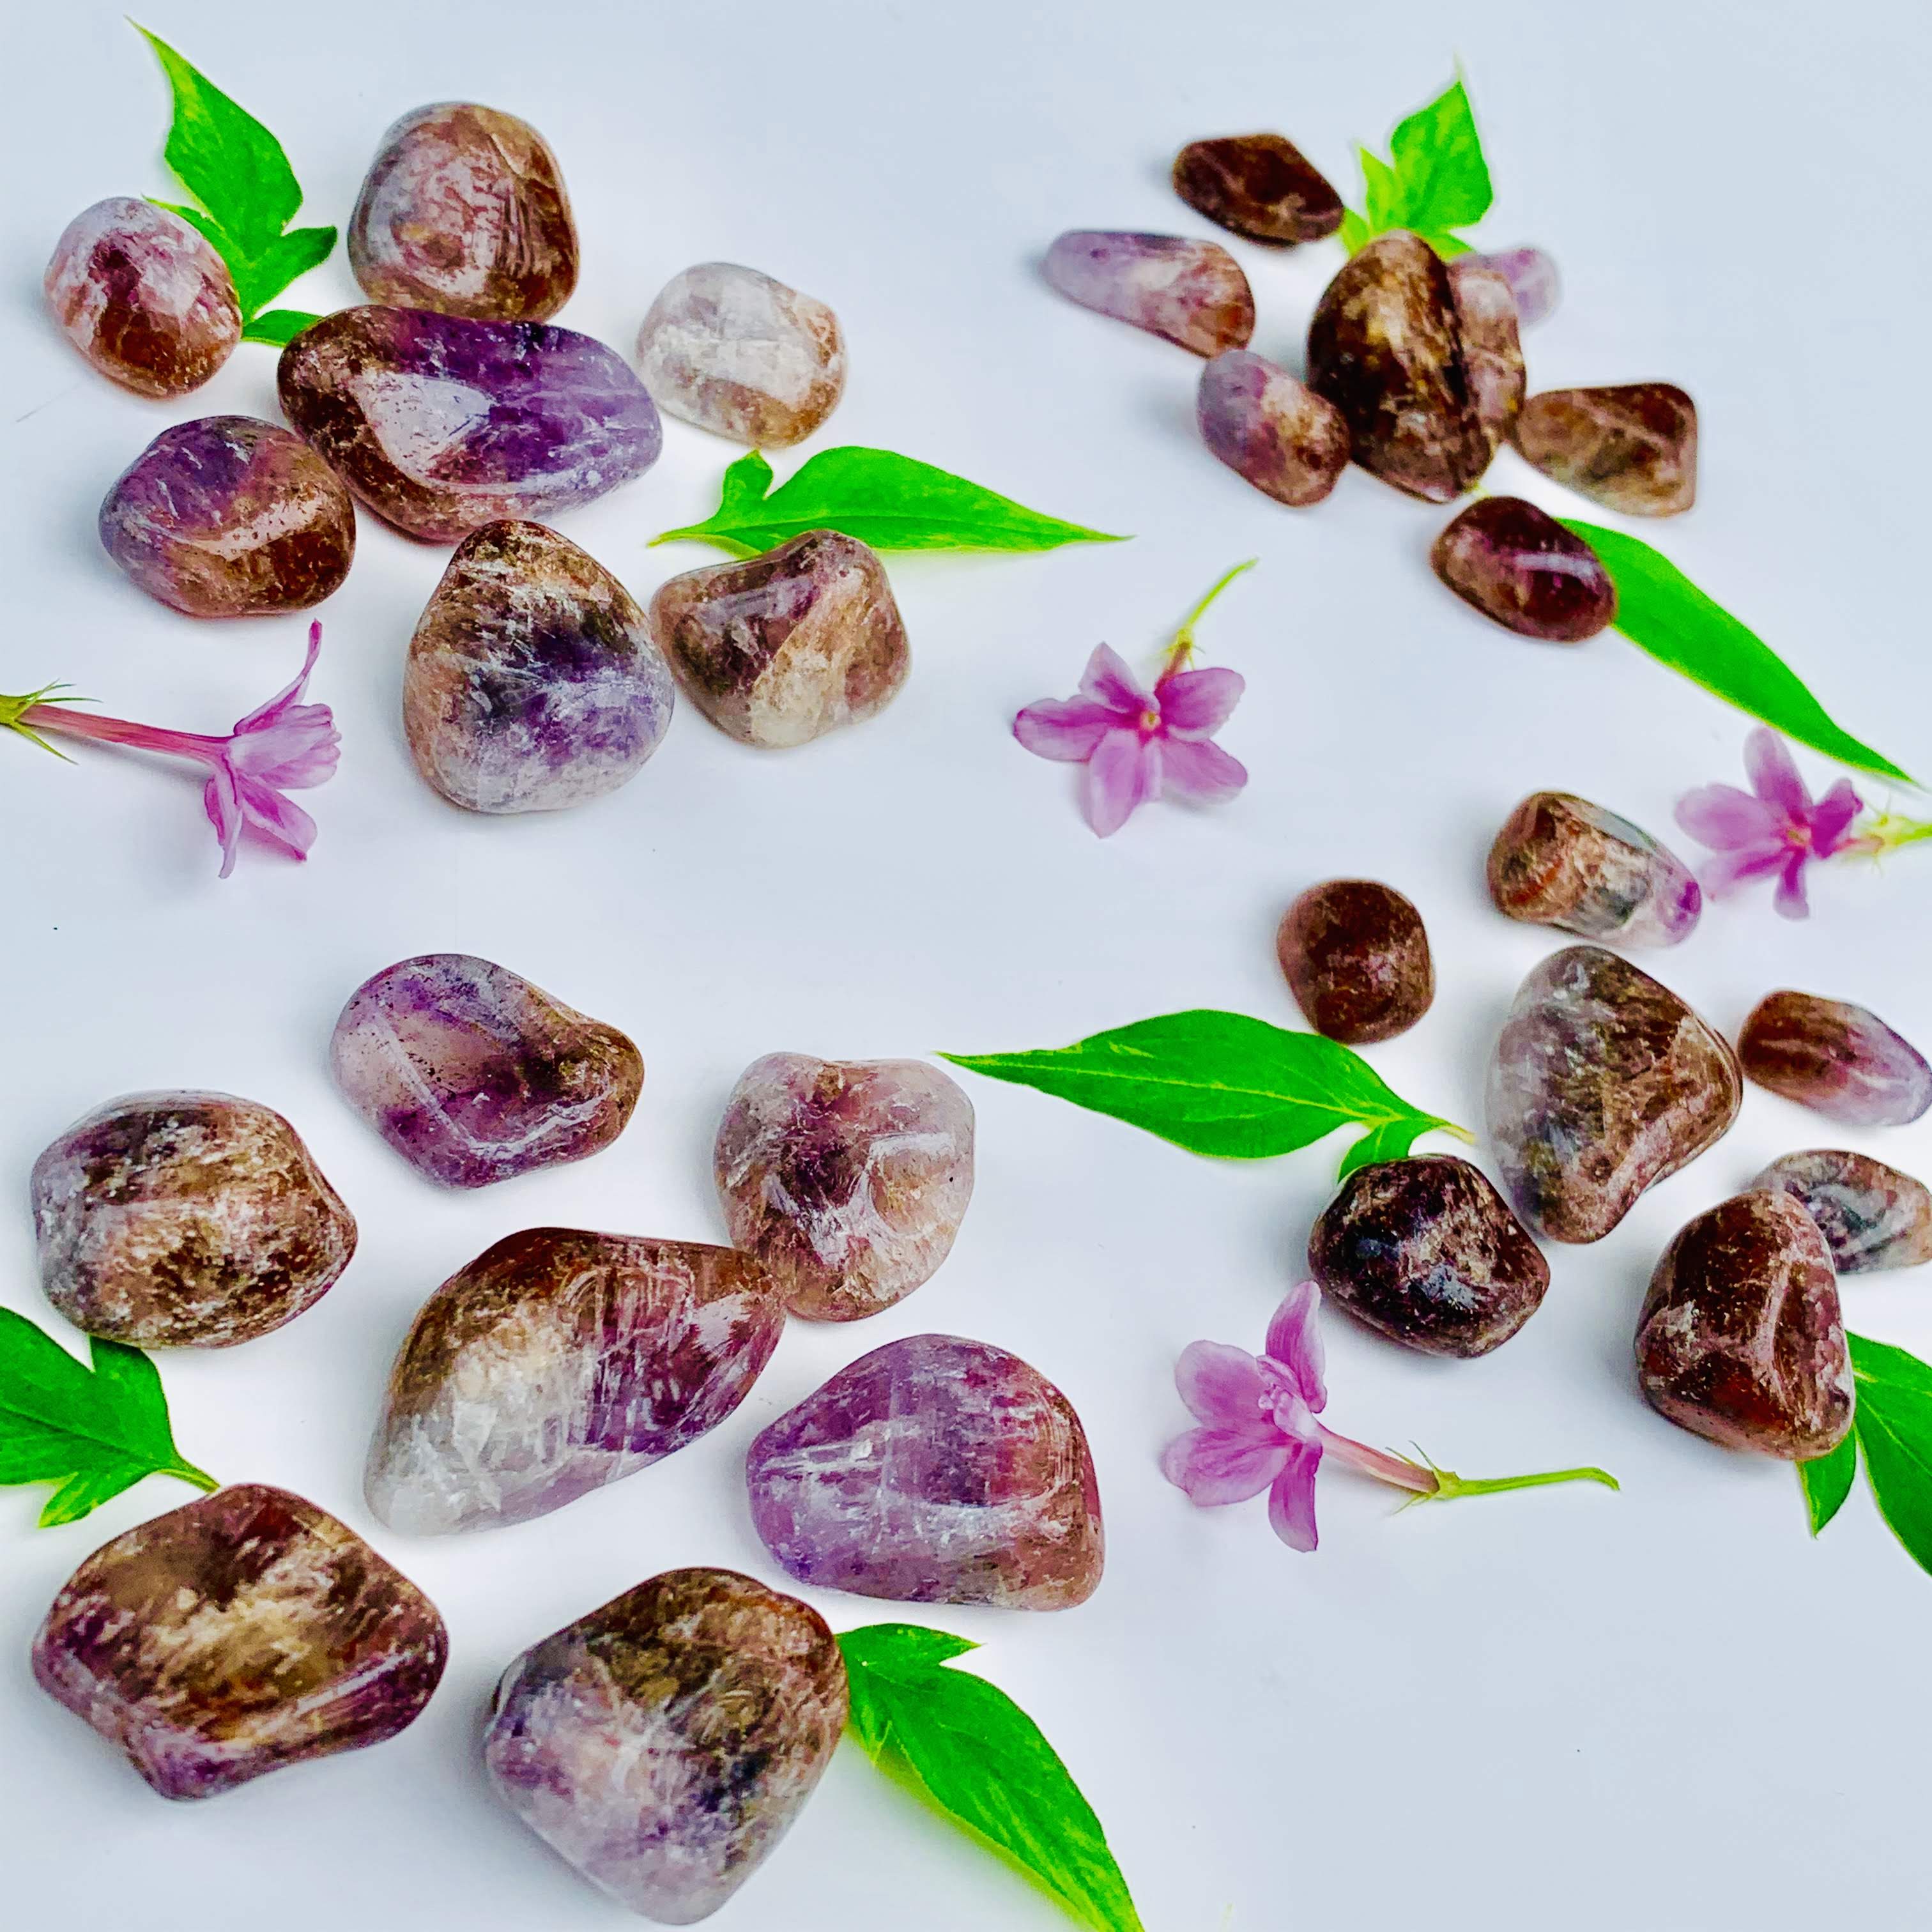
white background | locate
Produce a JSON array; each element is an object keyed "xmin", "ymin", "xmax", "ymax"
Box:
[{"xmin": 3, "ymin": 2, "xmax": 1929, "ymax": 1927}]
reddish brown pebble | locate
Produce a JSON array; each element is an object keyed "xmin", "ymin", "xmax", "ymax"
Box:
[
  {"xmin": 1446, "ymin": 256, "xmax": 1525, "ymax": 454},
  {"xmin": 1308, "ymin": 1156, "xmax": 1549, "ymax": 1358},
  {"xmin": 1739, "ymin": 991, "xmax": 1932, "ymax": 1128},
  {"xmin": 1636, "ymin": 1190, "xmax": 1853, "ymax": 1459},
  {"xmin": 1754, "ymin": 1150, "xmax": 1932, "ymax": 1275},
  {"xmin": 1487, "ymin": 792, "xmax": 1701, "ymax": 947},
  {"xmin": 1306, "ymin": 231, "xmax": 1491, "ymax": 502},
  {"xmin": 1276, "ymin": 880, "xmax": 1434, "ymax": 1044},
  {"xmin": 1432, "ymin": 496, "xmax": 1616, "ymax": 642},
  {"xmin": 1171, "ymin": 134, "xmax": 1344, "ymax": 244},
  {"xmin": 1514, "ymin": 383, "xmax": 1698, "ymax": 517},
  {"xmin": 1197, "ymin": 350, "xmax": 1350, "ymax": 507},
  {"xmin": 44, "ymin": 197, "xmax": 241, "ymax": 399}
]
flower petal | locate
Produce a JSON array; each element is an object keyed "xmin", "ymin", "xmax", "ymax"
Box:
[
  {"xmin": 1160, "ymin": 1426, "xmax": 1291, "ymax": 1506},
  {"xmin": 1154, "ymin": 664, "xmax": 1245, "ymax": 738},
  {"xmin": 1263, "ymin": 1281, "xmax": 1327, "ymax": 1414},
  {"xmin": 1157, "ymin": 736, "xmax": 1248, "ymax": 807},
  {"xmin": 234, "ymin": 773, "xmax": 318, "ymax": 861},
  {"xmin": 230, "ymin": 703, "xmax": 341, "ymax": 790},
  {"xmin": 1174, "ymin": 1340, "xmax": 1271, "ymax": 1430},
  {"xmin": 231, "ymin": 620, "xmax": 323, "ymax": 735},
  {"xmin": 1081, "ymin": 728, "xmax": 1156, "ymax": 836},
  {"xmin": 1744, "ymin": 728, "xmax": 1811, "ymax": 818},
  {"xmin": 1077, "ymin": 643, "xmax": 1153, "ymax": 717},
  {"xmin": 201, "ymin": 766, "xmax": 243, "ymax": 881},
  {"xmin": 1674, "ymin": 783, "xmax": 1782, "ymax": 851},
  {"xmin": 1808, "ymin": 778, "xmax": 1865, "ymax": 855},
  {"xmin": 1700, "ymin": 843, "xmax": 1789, "ymax": 898},
  {"xmin": 1266, "ymin": 1440, "xmax": 1323, "ymax": 1552},
  {"xmin": 1773, "ymin": 848, "xmax": 1813, "ymax": 920},
  {"xmin": 1013, "ymin": 696, "xmax": 1119, "ymax": 763}
]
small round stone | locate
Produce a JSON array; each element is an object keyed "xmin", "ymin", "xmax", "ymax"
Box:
[
  {"xmin": 1754, "ymin": 1149, "xmax": 1932, "ymax": 1275},
  {"xmin": 1276, "ymin": 880, "xmax": 1434, "ymax": 1043},
  {"xmin": 1307, "ymin": 1156, "xmax": 1550, "ymax": 1358},
  {"xmin": 1432, "ymin": 496, "xmax": 1616, "ymax": 641},
  {"xmin": 98, "ymin": 417, "xmax": 356, "ymax": 618},
  {"xmin": 45, "ymin": 197, "xmax": 240, "ymax": 398},
  {"xmin": 1197, "ymin": 350, "xmax": 1349, "ymax": 507},
  {"xmin": 30, "ymin": 1092, "xmax": 357, "ymax": 1348},
  {"xmin": 1739, "ymin": 991, "xmax": 1932, "ymax": 1127},
  {"xmin": 349, "ymin": 102, "xmax": 578, "ymax": 321}
]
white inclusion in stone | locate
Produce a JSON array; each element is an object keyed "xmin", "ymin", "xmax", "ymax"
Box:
[{"xmin": 354, "ymin": 372, "xmax": 494, "ymax": 480}]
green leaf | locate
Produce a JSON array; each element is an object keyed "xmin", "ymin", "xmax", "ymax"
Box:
[
  {"xmin": 1359, "ymin": 148, "xmax": 1404, "ymax": 233},
  {"xmin": 135, "ymin": 26, "xmax": 335, "ymax": 328},
  {"xmin": 1386, "ymin": 77, "xmax": 1492, "ymax": 233},
  {"xmin": 651, "ymin": 446, "xmax": 1127, "ymax": 555},
  {"xmin": 241, "ymin": 308, "xmax": 325, "ymax": 346},
  {"xmin": 839, "ymin": 1623, "xmax": 1143, "ymax": 1932},
  {"xmin": 940, "ymin": 1009, "xmax": 1469, "ymax": 1175},
  {"xmin": 1848, "ymin": 1333, "xmax": 1932, "ymax": 1575},
  {"xmin": 1798, "ymin": 1428, "xmax": 1857, "ymax": 1535},
  {"xmin": 1337, "ymin": 207, "xmax": 1370, "ymax": 254},
  {"xmin": 1561, "ymin": 521, "xmax": 1913, "ymax": 785},
  {"xmin": 0, "ymin": 1311, "xmax": 217, "ymax": 1528}
]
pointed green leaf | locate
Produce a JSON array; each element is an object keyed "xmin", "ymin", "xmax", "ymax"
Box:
[
  {"xmin": 1335, "ymin": 1114, "xmax": 1443, "ymax": 1180},
  {"xmin": 651, "ymin": 446, "xmax": 1126, "ymax": 555},
  {"xmin": 1338, "ymin": 207, "xmax": 1370, "ymax": 254},
  {"xmin": 241, "ymin": 308, "xmax": 325, "ymax": 346},
  {"xmin": 1386, "ymin": 78, "xmax": 1492, "ymax": 233},
  {"xmin": 1847, "ymin": 1332, "xmax": 1932, "ymax": 1575},
  {"xmin": 940, "ymin": 1009, "xmax": 1469, "ymax": 1162},
  {"xmin": 838, "ymin": 1623, "xmax": 1143, "ymax": 1932},
  {"xmin": 1562, "ymin": 521, "xmax": 1913, "ymax": 784},
  {"xmin": 1360, "ymin": 148, "xmax": 1404, "ymax": 232},
  {"xmin": 1798, "ymin": 1427, "xmax": 1857, "ymax": 1535}
]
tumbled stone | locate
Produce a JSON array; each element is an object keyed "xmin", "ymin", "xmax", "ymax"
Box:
[
  {"xmin": 277, "ymin": 306, "xmax": 661, "ymax": 543},
  {"xmin": 349, "ymin": 102, "xmax": 577, "ymax": 321},
  {"xmin": 96, "ymin": 417, "xmax": 355, "ymax": 618},
  {"xmin": 1468, "ymin": 246, "xmax": 1560, "ymax": 328},
  {"xmin": 1306, "ymin": 231, "xmax": 1491, "ymax": 502},
  {"xmin": 714, "ymin": 1054, "xmax": 974, "ymax": 1322},
  {"xmin": 367, "ymin": 1230, "xmax": 783, "ymax": 1534},
  {"xmin": 332, "ymin": 953, "xmax": 641, "ymax": 1188},
  {"xmin": 1487, "ymin": 792, "xmax": 1701, "ymax": 947},
  {"xmin": 648, "ymin": 530, "xmax": 908, "ymax": 748},
  {"xmin": 1514, "ymin": 383, "xmax": 1697, "ymax": 517},
  {"xmin": 1739, "ymin": 991, "xmax": 1932, "ymax": 1127},
  {"xmin": 1636, "ymin": 1190, "xmax": 1853, "ymax": 1459},
  {"xmin": 1487, "ymin": 945, "xmax": 1742, "ymax": 1243},
  {"xmin": 636, "ymin": 263, "xmax": 846, "ymax": 448},
  {"xmin": 1197, "ymin": 350, "xmax": 1349, "ymax": 507},
  {"xmin": 30, "ymin": 1092, "xmax": 356, "ymax": 1349},
  {"xmin": 404, "ymin": 519, "xmax": 673, "ymax": 813},
  {"xmin": 485, "ymin": 1567, "xmax": 845, "ymax": 1922},
  {"xmin": 33, "ymin": 1485, "xmax": 447, "ymax": 1800},
  {"xmin": 746, "ymin": 1333, "xmax": 1103, "ymax": 1611},
  {"xmin": 1275, "ymin": 879, "xmax": 1434, "ymax": 1043},
  {"xmin": 44, "ymin": 197, "xmax": 240, "ymax": 398},
  {"xmin": 1170, "ymin": 134, "xmax": 1344, "ymax": 243},
  {"xmin": 1446, "ymin": 256, "xmax": 1525, "ymax": 454},
  {"xmin": 1754, "ymin": 1149, "xmax": 1932, "ymax": 1275},
  {"xmin": 1042, "ymin": 231, "xmax": 1254, "ymax": 356},
  {"xmin": 1432, "ymin": 496, "xmax": 1616, "ymax": 642},
  {"xmin": 1308, "ymin": 1156, "xmax": 1549, "ymax": 1358}
]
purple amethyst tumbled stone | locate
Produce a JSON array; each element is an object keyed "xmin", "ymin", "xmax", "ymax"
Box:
[
  {"xmin": 1740, "ymin": 992, "xmax": 1932, "ymax": 1127},
  {"xmin": 746, "ymin": 1333, "xmax": 1105, "ymax": 1611},
  {"xmin": 1197, "ymin": 350, "xmax": 1349, "ymax": 507},
  {"xmin": 331, "ymin": 953, "xmax": 642, "ymax": 1187},
  {"xmin": 277, "ymin": 306, "xmax": 661, "ymax": 542},
  {"xmin": 1043, "ymin": 231, "xmax": 1254, "ymax": 356}
]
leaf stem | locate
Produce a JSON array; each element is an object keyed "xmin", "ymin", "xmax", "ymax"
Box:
[
  {"xmin": 1427, "ymin": 1462, "xmax": 1620, "ymax": 1500},
  {"xmin": 1167, "ymin": 558, "xmax": 1257, "ymax": 669},
  {"xmin": 164, "ymin": 1460, "xmax": 220, "ymax": 1494}
]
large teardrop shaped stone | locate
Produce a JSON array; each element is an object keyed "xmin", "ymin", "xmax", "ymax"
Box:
[
  {"xmin": 1306, "ymin": 231, "xmax": 1491, "ymax": 502},
  {"xmin": 746, "ymin": 1333, "xmax": 1104, "ymax": 1611},
  {"xmin": 714, "ymin": 1054, "xmax": 974, "ymax": 1321},
  {"xmin": 367, "ymin": 1230, "xmax": 783, "ymax": 1533},
  {"xmin": 31, "ymin": 1091, "xmax": 356, "ymax": 1349},
  {"xmin": 484, "ymin": 1567, "xmax": 845, "ymax": 1922},
  {"xmin": 332, "ymin": 953, "xmax": 641, "ymax": 1188},
  {"xmin": 34, "ymin": 1485, "xmax": 447, "ymax": 1800},
  {"xmin": 1487, "ymin": 945, "xmax": 1742, "ymax": 1243},
  {"xmin": 277, "ymin": 307, "xmax": 661, "ymax": 542},
  {"xmin": 404, "ymin": 520, "xmax": 673, "ymax": 812},
  {"xmin": 1636, "ymin": 1190, "xmax": 1853, "ymax": 1459},
  {"xmin": 349, "ymin": 103, "xmax": 578, "ymax": 321}
]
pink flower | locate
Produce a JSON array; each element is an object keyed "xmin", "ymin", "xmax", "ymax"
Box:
[
  {"xmin": 1161, "ymin": 1282, "xmax": 1616, "ymax": 1552},
  {"xmin": 1674, "ymin": 729, "xmax": 1864, "ymax": 919},
  {"xmin": 1014, "ymin": 560, "xmax": 1252, "ymax": 837},
  {"xmin": 1, "ymin": 623, "xmax": 339, "ymax": 880}
]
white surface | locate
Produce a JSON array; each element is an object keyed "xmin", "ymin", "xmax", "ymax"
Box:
[{"xmin": 2, "ymin": 2, "xmax": 1929, "ymax": 1926}]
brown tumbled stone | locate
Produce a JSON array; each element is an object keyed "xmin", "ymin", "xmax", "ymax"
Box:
[
  {"xmin": 1276, "ymin": 880, "xmax": 1434, "ymax": 1043},
  {"xmin": 1308, "ymin": 1156, "xmax": 1549, "ymax": 1357},
  {"xmin": 1487, "ymin": 945, "xmax": 1742, "ymax": 1243},
  {"xmin": 1754, "ymin": 1149, "xmax": 1932, "ymax": 1275},
  {"xmin": 1433, "ymin": 496, "xmax": 1616, "ymax": 643},
  {"xmin": 1306, "ymin": 231, "xmax": 1491, "ymax": 502},
  {"xmin": 1171, "ymin": 134, "xmax": 1344, "ymax": 243},
  {"xmin": 1739, "ymin": 990, "xmax": 1932, "ymax": 1128},
  {"xmin": 1514, "ymin": 383, "xmax": 1698, "ymax": 517},
  {"xmin": 1487, "ymin": 791, "xmax": 1702, "ymax": 947},
  {"xmin": 1446, "ymin": 256, "xmax": 1525, "ymax": 454},
  {"xmin": 1197, "ymin": 349, "xmax": 1350, "ymax": 507},
  {"xmin": 1636, "ymin": 1190, "xmax": 1853, "ymax": 1459},
  {"xmin": 648, "ymin": 530, "xmax": 909, "ymax": 749}
]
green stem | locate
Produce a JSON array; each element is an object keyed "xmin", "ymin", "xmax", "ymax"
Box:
[
  {"xmin": 1437, "ymin": 1119, "xmax": 1478, "ymax": 1146},
  {"xmin": 1428, "ymin": 1463, "xmax": 1620, "ymax": 1502},
  {"xmin": 163, "ymin": 1460, "xmax": 220, "ymax": 1494},
  {"xmin": 1166, "ymin": 558, "xmax": 1258, "ymax": 668}
]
